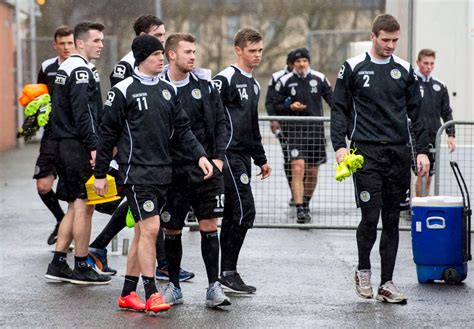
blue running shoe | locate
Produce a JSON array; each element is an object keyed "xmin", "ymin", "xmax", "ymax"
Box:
[
  {"xmin": 155, "ymin": 263, "xmax": 195, "ymax": 282},
  {"xmin": 89, "ymin": 247, "xmax": 117, "ymax": 276}
]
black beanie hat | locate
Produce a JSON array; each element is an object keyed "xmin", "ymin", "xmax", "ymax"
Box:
[
  {"xmin": 286, "ymin": 50, "xmax": 295, "ymax": 65},
  {"xmin": 132, "ymin": 34, "xmax": 164, "ymax": 66},
  {"xmin": 292, "ymin": 48, "xmax": 310, "ymax": 63}
]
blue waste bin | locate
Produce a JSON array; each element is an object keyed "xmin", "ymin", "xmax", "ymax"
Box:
[{"xmin": 411, "ymin": 196, "xmax": 468, "ymax": 284}]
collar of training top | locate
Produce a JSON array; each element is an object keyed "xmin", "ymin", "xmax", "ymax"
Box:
[{"xmin": 133, "ymin": 67, "xmax": 160, "ymax": 85}]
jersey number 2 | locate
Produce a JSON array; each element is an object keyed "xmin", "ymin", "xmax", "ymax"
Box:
[{"xmin": 362, "ymin": 74, "xmax": 370, "ymax": 87}]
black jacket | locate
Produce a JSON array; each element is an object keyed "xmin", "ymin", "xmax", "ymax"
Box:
[
  {"xmin": 50, "ymin": 54, "xmax": 102, "ymax": 151},
  {"xmin": 331, "ymin": 52, "xmax": 429, "ymax": 154},
  {"xmin": 95, "ymin": 69, "xmax": 206, "ymax": 185},
  {"xmin": 416, "ymin": 71, "xmax": 455, "ymax": 143},
  {"xmin": 163, "ymin": 70, "xmax": 227, "ymax": 164},
  {"xmin": 213, "ymin": 65, "xmax": 267, "ymax": 166}
]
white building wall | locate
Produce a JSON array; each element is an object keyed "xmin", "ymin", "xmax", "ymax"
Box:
[{"xmin": 388, "ymin": 0, "xmax": 473, "ymax": 120}]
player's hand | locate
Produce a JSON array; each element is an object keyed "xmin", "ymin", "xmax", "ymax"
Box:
[
  {"xmin": 448, "ymin": 136, "xmax": 456, "ymax": 153},
  {"xmin": 257, "ymin": 163, "xmax": 272, "ymax": 180},
  {"xmin": 212, "ymin": 159, "xmax": 224, "ymax": 172},
  {"xmin": 93, "ymin": 177, "xmax": 108, "ymax": 197},
  {"xmin": 335, "ymin": 148, "xmax": 348, "ymax": 164},
  {"xmin": 199, "ymin": 157, "xmax": 213, "ymax": 180},
  {"xmin": 90, "ymin": 150, "xmax": 96, "ymax": 168},
  {"xmin": 417, "ymin": 154, "xmax": 430, "ymax": 177},
  {"xmin": 270, "ymin": 121, "xmax": 280, "ymax": 133},
  {"xmin": 290, "ymin": 101, "xmax": 306, "ymax": 112}
]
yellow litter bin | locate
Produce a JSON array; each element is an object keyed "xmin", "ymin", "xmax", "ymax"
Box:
[{"xmin": 85, "ymin": 175, "xmax": 121, "ymax": 205}]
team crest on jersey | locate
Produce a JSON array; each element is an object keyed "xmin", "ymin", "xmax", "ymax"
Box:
[
  {"xmin": 432, "ymin": 84, "xmax": 441, "ymax": 92},
  {"xmin": 290, "ymin": 149, "xmax": 299, "ymax": 158},
  {"xmin": 191, "ymin": 88, "xmax": 202, "ymax": 99},
  {"xmin": 360, "ymin": 191, "xmax": 371, "ymax": 202},
  {"xmin": 143, "ymin": 200, "xmax": 155, "ymax": 212},
  {"xmin": 112, "ymin": 64, "xmax": 126, "ymax": 79},
  {"xmin": 104, "ymin": 91, "xmax": 115, "ymax": 106},
  {"xmin": 309, "ymin": 79, "xmax": 318, "ymax": 87},
  {"xmin": 254, "ymin": 84, "xmax": 259, "ymax": 95},
  {"xmin": 337, "ymin": 65, "xmax": 345, "ymax": 79},
  {"xmin": 390, "ymin": 69, "xmax": 401, "ymax": 80},
  {"xmin": 94, "ymin": 71, "xmax": 100, "ymax": 82},
  {"xmin": 55, "ymin": 74, "xmax": 66, "ymax": 85},
  {"xmin": 75, "ymin": 70, "xmax": 89, "ymax": 84},
  {"xmin": 162, "ymin": 89, "xmax": 172, "ymax": 101},
  {"xmin": 240, "ymin": 173, "xmax": 249, "ymax": 185},
  {"xmin": 290, "ymin": 87, "xmax": 296, "ymax": 96},
  {"xmin": 161, "ymin": 211, "xmax": 171, "ymax": 222}
]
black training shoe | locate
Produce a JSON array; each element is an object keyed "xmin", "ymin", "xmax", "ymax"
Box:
[
  {"xmin": 219, "ymin": 273, "xmax": 256, "ymax": 294},
  {"xmin": 303, "ymin": 208, "xmax": 312, "ymax": 223},
  {"xmin": 296, "ymin": 207, "xmax": 306, "ymax": 224},
  {"xmin": 45, "ymin": 262, "xmax": 73, "ymax": 283},
  {"xmin": 47, "ymin": 223, "xmax": 60, "ymax": 245},
  {"xmin": 70, "ymin": 266, "xmax": 112, "ymax": 285}
]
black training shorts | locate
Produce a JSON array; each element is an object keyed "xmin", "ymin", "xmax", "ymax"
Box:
[
  {"xmin": 56, "ymin": 139, "xmax": 93, "ymax": 202},
  {"xmin": 33, "ymin": 129, "xmax": 59, "ymax": 179},
  {"xmin": 125, "ymin": 184, "xmax": 168, "ymax": 221},
  {"xmin": 161, "ymin": 164, "xmax": 224, "ymax": 230},
  {"xmin": 352, "ymin": 142, "xmax": 411, "ymax": 210}
]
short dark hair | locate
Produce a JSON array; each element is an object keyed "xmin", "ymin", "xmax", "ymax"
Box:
[
  {"xmin": 133, "ymin": 15, "xmax": 164, "ymax": 36},
  {"xmin": 234, "ymin": 28, "xmax": 262, "ymax": 49},
  {"xmin": 417, "ymin": 48, "xmax": 436, "ymax": 61},
  {"xmin": 165, "ymin": 33, "xmax": 196, "ymax": 61},
  {"xmin": 371, "ymin": 14, "xmax": 400, "ymax": 37},
  {"xmin": 54, "ymin": 25, "xmax": 73, "ymax": 41},
  {"xmin": 74, "ymin": 21, "xmax": 104, "ymax": 42}
]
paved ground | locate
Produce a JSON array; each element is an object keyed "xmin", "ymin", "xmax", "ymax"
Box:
[{"xmin": 1, "ymin": 143, "xmax": 473, "ymax": 328}]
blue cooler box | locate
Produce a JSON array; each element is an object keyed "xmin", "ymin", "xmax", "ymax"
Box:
[{"xmin": 411, "ymin": 196, "xmax": 468, "ymax": 283}]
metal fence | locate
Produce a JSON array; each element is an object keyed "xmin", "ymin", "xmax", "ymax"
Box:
[
  {"xmin": 435, "ymin": 121, "xmax": 474, "ymax": 200},
  {"xmin": 252, "ymin": 116, "xmax": 363, "ymax": 229},
  {"xmin": 249, "ymin": 117, "xmax": 474, "ymax": 230}
]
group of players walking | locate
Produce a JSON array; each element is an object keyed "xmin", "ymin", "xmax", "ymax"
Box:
[{"xmin": 33, "ymin": 12, "xmax": 454, "ymax": 314}]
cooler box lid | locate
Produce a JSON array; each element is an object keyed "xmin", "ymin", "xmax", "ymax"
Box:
[{"xmin": 412, "ymin": 196, "xmax": 463, "ymax": 207}]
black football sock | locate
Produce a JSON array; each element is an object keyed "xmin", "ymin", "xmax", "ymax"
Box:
[
  {"xmin": 164, "ymin": 234, "xmax": 182, "ymax": 288},
  {"xmin": 156, "ymin": 226, "xmax": 166, "ymax": 266},
  {"xmin": 142, "ymin": 275, "xmax": 157, "ymax": 300},
  {"xmin": 74, "ymin": 256, "xmax": 88, "ymax": 272},
  {"xmin": 201, "ymin": 230, "xmax": 219, "ymax": 284},
  {"xmin": 39, "ymin": 190, "xmax": 65, "ymax": 222},
  {"xmin": 52, "ymin": 251, "xmax": 67, "ymax": 265},
  {"xmin": 121, "ymin": 275, "xmax": 139, "ymax": 297}
]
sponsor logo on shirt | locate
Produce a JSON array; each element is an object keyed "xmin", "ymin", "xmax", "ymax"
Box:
[
  {"xmin": 213, "ymin": 79, "xmax": 222, "ymax": 93},
  {"xmin": 337, "ymin": 65, "xmax": 345, "ymax": 79},
  {"xmin": 55, "ymin": 74, "xmax": 66, "ymax": 85},
  {"xmin": 75, "ymin": 70, "xmax": 89, "ymax": 84},
  {"xmin": 112, "ymin": 64, "xmax": 126, "ymax": 79},
  {"xmin": 104, "ymin": 91, "xmax": 115, "ymax": 106}
]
